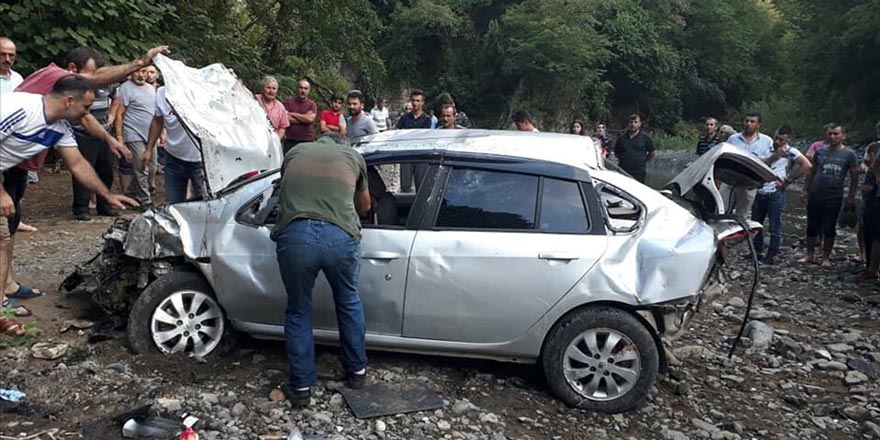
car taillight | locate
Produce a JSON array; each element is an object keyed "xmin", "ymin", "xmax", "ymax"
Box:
[{"xmin": 238, "ymin": 170, "xmax": 261, "ymax": 180}]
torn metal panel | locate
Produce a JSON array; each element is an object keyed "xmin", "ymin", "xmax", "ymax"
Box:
[
  {"xmin": 152, "ymin": 54, "xmax": 282, "ymax": 196},
  {"xmin": 123, "ymin": 207, "xmax": 185, "ymax": 259},
  {"xmin": 664, "ymin": 144, "xmax": 776, "ymax": 215}
]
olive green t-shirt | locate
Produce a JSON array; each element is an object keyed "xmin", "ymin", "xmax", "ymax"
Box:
[{"xmin": 272, "ymin": 136, "xmax": 368, "ymax": 240}]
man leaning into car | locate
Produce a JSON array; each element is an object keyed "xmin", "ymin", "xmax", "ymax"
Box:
[{"xmin": 271, "ymin": 132, "xmax": 372, "ymax": 407}]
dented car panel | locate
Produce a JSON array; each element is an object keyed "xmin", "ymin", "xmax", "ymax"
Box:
[{"xmin": 152, "ymin": 54, "xmax": 282, "ymax": 195}]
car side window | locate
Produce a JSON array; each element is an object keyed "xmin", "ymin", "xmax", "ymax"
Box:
[
  {"xmin": 361, "ymin": 162, "xmax": 425, "ymax": 228},
  {"xmin": 597, "ymin": 184, "xmax": 642, "ymax": 233},
  {"xmin": 436, "ymin": 168, "xmax": 538, "ymax": 230},
  {"xmin": 540, "ymin": 178, "xmax": 590, "ymax": 233}
]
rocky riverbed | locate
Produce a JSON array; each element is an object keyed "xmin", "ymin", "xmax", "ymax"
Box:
[{"xmin": 2, "ymin": 162, "xmax": 880, "ymax": 440}]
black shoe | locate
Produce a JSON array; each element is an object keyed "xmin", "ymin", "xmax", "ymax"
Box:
[
  {"xmin": 759, "ymin": 255, "xmax": 775, "ymax": 265},
  {"xmin": 347, "ymin": 372, "xmax": 366, "ymax": 390},
  {"xmin": 73, "ymin": 212, "xmax": 91, "ymax": 221},
  {"xmin": 282, "ymin": 384, "xmax": 310, "ymax": 407},
  {"xmin": 97, "ymin": 209, "xmax": 119, "ymax": 217}
]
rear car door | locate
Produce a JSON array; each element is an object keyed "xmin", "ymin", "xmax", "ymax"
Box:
[{"xmin": 402, "ymin": 164, "xmax": 608, "ymax": 343}]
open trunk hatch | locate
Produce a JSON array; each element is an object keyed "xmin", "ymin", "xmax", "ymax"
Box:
[{"xmin": 663, "ymin": 144, "xmax": 776, "ymax": 217}]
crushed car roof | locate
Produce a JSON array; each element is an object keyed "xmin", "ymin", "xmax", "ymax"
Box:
[{"xmin": 355, "ymin": 129, "xmax": 603, "ymax": 171}]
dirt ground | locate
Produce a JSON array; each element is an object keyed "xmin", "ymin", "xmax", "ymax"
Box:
[{"xmin": 2, "ymin": 169, "xmax": 880, "ymax": 440}]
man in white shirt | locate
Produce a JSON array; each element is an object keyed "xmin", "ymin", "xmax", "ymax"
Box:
[
  {"xmin": 369, "ymin": 98, "xmax": 391, "ymax": 132},
  {"xmin": 0, "ymin": 38, "xmax": 23, "ymax": 95},
  {"xmin": 0, "ymin": 76, "xmax": 137, "ymax": 318},
  {"xmin": 751, "ymin": 126, "xmax": 811, "ymax": 265},
  {"xmin": 721, "ymin": 112, "xmax": 774, "ymax": 221},
  {"xmin": 140, "ymin": 85, "xmax": 207, "ymax": 204}
]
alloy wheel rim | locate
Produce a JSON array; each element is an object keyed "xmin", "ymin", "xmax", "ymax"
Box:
[
  {"xmin": 150, "ymin": 290, "xmax": 224, "ymax": 356},
  {"xmin": 563, "ymin": 327, "xmax": 641, "ymax": 401}
]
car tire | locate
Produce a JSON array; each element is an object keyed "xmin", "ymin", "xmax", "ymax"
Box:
[
  {"xmin": 128, "ymin": 270, "xmax": 236, "ymax": 357},
  {"xmin": 542, "ymin": 306, "xmax": 658, "ymax": 413}
]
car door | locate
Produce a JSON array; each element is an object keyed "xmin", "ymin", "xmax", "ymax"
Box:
[{"xmin": 402, "ymin": 165, "xmax": 608, "ymax": 344}]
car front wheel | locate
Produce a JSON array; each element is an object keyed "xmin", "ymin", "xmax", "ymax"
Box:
[
  {"xmin": 542, "ymin": 306, "xmax": 658, "ymax": 413},
  {"xmin": 128, "ymin": 271, "xmax": 234, "ymax": 357}
]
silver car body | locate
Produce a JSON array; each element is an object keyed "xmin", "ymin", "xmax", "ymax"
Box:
[
  {"xmin": 65, "ymin": 60, "xmax": 776, "ymax": 366},
  {"xmin": 110, "ymin": 125, "xmax": 774, "ymax": 363}
]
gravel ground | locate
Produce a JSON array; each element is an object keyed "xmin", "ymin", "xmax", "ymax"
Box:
[{"xmin": 3, "ymin": 159, "xmax": 880, "ymax": 440}]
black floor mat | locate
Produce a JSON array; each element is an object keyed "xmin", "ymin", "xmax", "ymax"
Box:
[{"xmin": 338, "ymin": 380, "xmax": 444, "ymax": 419}]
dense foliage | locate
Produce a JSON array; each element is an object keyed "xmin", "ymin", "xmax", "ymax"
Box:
[{"xmin": 1, "ymin": 0, "xmax": 877, "ymax": 136}]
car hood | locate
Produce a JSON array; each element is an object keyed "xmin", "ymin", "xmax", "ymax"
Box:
[
  {"xmin": 153, "ymin": 54, "xmax": 283, "ymax": 197},
  {"xmin": 664, "ymin": 144, "xmax": 776, "ymax": 215}
]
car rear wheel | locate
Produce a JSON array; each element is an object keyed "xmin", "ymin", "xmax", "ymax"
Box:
[
  {"xmin": 542, "ymin": 306, "xmax": 658, "ymax": 413},
  {"xmin": 128, "ymin": 271, "xmax": 235, "ymax": 357}
]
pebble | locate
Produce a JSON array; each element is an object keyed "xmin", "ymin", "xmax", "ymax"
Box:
[
  {"xmin": 268, "ymin": 388, "xmax": 286, "ymax": 402},
  {"xmin": 816, "ymin": 361, "xmax": 848, "ymax": 371},
  {"xmin": 845, "ymin": 371, "xmax": 870, "ymax": 385}
]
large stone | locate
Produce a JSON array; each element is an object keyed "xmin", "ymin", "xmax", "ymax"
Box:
[
  {"xmin": 773, "ymin": 336, "xmax": 804, "ymax": 357},
  {"xmin": 30, "ymin": 342, "xmax": 69, "ymax": 360},
  {"xmin": 268, "ymin": 388, "xmax": 286, "ymax": 402},
  {"xmin": 749, "ymin": 309, "xmax": 781, "ymax": 320},
  {"xmin": 816, "ymin": 361, "xmax": 848, "ymax": 371},
  {"xmin": 745, "ymin": 321, "xmax": 774, "ymax": 350},
  {"xmin": 845, "ymin": 371, "xmax": 870, "ymax": 385},
  {"xmin": 847, "ymin": 358, "xmax": 876, "ymax": 378},
  {"xmin": 157, "ymin": 398, "xmax": 183, "ymax": 412},
  {"xmin": 827, "ymin": 343, "xmax": 854, "ymax": 353},
  {"xmin": 692, "ymin": 418, "xmax": 720, "ymax": 433},
  {"xmin": 727, "ymin": 297, "xmax": 746, "ymax": 308},
  {"xmin": 660, "ymin": 427, "xmax": 690, "ymax": 440}
]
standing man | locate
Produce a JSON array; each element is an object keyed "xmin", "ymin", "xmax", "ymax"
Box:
[
  {"xmin": 396, "ymin": 90, "xmax": 432, "ymax": 191},
  {"xmin": 71, "ymin": 77, "xmax": 118, "ymax": 220},
  {"xmin": 801, "ymin": 124, "xmax": 859, "ymax": 267},
  {"xmin": 1, "ymin": 77, "xmax": 137, "ymax": 322},
  {"xmin": 344, "ymin": 90, "xmax": 378, "ymax": 142},
  {"xmin": 751, "ymin": 126, "xmax": 811, "ymax": 265},
  {"xmin": 395, "ymin": 90, "xmax": 431, "ymax": 130},
  {"xmin": 256, "ymin": 75, "xmax": 290, "ymax": 140},
  {"xmin": 696, "ymin": 117, "xmax": 721, "ymax": 156},
  {"xmin": 272, "ymin": 132, "xmax": 372, "ymax": 407},
  {"xmin": 721, "ymin": 112, "xmax": 773, "ymax": 220},
  {"xmin": 115, "ymin": 68, "xmax": 157, "ymax": 210},
  {"xmin": 438, "ymin": 104, "xmax": 465, "ymax": 129},
  {"xmin": 370, "ymin": 98, "xmax": 391, "ymax": 132},
  {"xmin": 0, "ymin": 37, "xmax": 23, "ymax": 94},
  {"xmin": 319, "ymin": 93, "xmax": 347, "ymax": 137},
  {"xmin": 512, "ymin": 110, "xmax": 539, "ymax": 132},
  {"xmin": 140, "ymin": 82, "xmax": 207, "ymax": 204},
  {"xmin": 283, "ymin": 79, "xmax": 317, "ymax": 154},
  {"xmin": 613, "ymin": 114, "xmax": 656, "ymax": 184},
  {"xmin": 0, "ymin": 38, "xmax": 34, "ymax": 231}
]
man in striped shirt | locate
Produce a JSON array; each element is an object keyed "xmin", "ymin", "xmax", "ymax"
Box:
[{"xmin": 0, "ymin": 76, "xmax": 137, "ymax": 321}]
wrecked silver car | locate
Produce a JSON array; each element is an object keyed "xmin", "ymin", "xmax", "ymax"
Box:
[{"xmin": 61, "ymin": 56, "xmax": 776, "ymax": 413}]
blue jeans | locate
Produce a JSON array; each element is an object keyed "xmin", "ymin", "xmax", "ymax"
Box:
[
  {"xmin": 274, "ymin": 219, "xmax": 367, "ymax": 388},
  {"xmin": 164, "ymin": 153, "xmax": 206, "ymax": 204},
  {"xmin": 751, "ymin": 190, "xmax": 786, "ymax": 258}
]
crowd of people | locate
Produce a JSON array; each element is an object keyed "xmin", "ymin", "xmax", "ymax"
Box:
[{"xmin": 2, "ymin": 38, "xmax": 880, "ymax": 406}]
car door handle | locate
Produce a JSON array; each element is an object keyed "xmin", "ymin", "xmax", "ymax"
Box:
[
  {"xmin": 362, "ymin": 251, "xmax": 403, "ymax": 261},
  {"xmin": 538, "ymin": 252, "xmax": 580, "ymax": 261}
]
